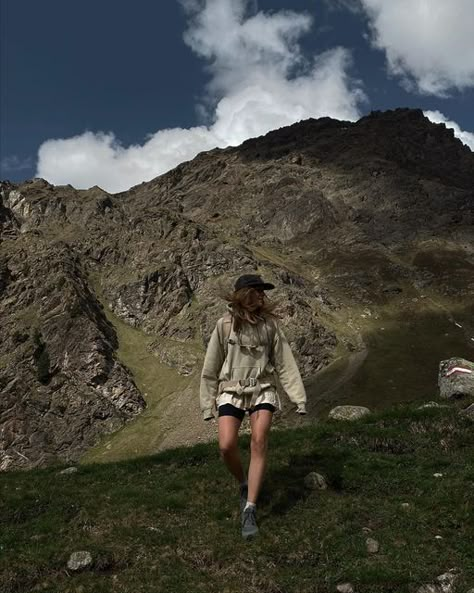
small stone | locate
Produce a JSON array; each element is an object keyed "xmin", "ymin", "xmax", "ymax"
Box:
[
  {"xmin": 433, "ymin": 473, "xmax": 443, "ymax": 478},
  {"xmin": 328, "ymin": 405, "xmax": 371, "ymax": 421},
  {"xmin": 59, "ymin": 467, "xmax": 78, "ymax": 475},
  {"xmin": 366, "ymin": 537, "xmax": 380, "ymax": 554},
  {"xmin": 304, "ymin": 472, "xmax": 328, "ymax": 490},
  {"xmin": 361, "ymin": 527, "xmax": 372, "ymax": 534},
  {"xmin": 336, "ymin": 583, "xmax": 354, "ymax": 593},
  {"xmin": 401, "ymin": 503, "xmax": 410, "ymax": 509},
  {"xmin": 418, "ymin": 401, "xmax": 441, "ymax": 409},
  {"xmin": 67, "ymin": 551, "xmax": 93, "ymax": 571},
  {"xmin": 435, "ymin": 535, "xmax": 443, "ymax": 540}
]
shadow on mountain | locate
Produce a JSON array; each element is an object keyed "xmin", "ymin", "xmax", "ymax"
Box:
[
  {"xmin": 237, "ymin": 110, "xmax": 474, "ymax": 190},
  {"xmin": 305, "ymin": 303, "xmax": 474, "ymax": 417}
]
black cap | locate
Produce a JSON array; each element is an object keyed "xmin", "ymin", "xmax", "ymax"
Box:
[{"xmin": 234, "ymin": 274, "xmax": 275, "ymax": 291}]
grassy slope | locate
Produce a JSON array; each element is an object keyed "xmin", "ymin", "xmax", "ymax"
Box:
[
  {"xmin": 307, "ymin": 300, "xmax": 474, "ymax": 416},
  {"xmin": 2, "ymin": 405, "xmax": 473, "ymax": 593},
  {"xmin": 81, "ymin": 295, "xmax": 198, "ymax": 464}
]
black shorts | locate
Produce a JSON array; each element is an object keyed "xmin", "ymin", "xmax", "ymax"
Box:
[{"xmin": 218, "ymin": 403, "xmax": 276, "ymax": 420}]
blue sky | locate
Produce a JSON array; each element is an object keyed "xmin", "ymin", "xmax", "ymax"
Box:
[{"xmin": 1, "ymin": 0, "xmax": 473, "ymax": 192}]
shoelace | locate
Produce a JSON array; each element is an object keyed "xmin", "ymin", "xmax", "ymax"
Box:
[{"xmin": 242, "ymin": 509, "xmax": 256, "ymax": 526}]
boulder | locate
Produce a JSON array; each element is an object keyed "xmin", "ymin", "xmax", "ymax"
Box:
[
  {"xmin": 328, "ymin": 405, "xmax": 371, "ymax": 421},
  {"xmin": 438, "ymin": 358, "xmax": 474, "ymax": 399}
]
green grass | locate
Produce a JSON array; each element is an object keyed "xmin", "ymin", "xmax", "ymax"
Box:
[
  {"xmin": 2, "ymin": 405, "xmax": 473, "ymax": 593},
  {"xmin": 81, "ymin": 282, "xmax": 198, "ymax": 464},
  {"xmin": 305, "ymin": 299, "xmax": 474, "ymax": 417}
]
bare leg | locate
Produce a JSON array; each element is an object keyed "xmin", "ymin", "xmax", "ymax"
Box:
[
  {"xmin": 218, "ymin": 415, "xmax": 245, "ymax": 483},
  {"xmin": 247, "ymin": 409, "xmax": 273, "ymax": 504}
]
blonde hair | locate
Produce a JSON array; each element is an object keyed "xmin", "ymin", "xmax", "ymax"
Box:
[{"xmin": 222, "ymin": 287, "xmax": 279, "ymax": 333}]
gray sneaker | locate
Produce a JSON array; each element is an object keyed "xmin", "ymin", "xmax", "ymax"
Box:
[
  {"xmin": 239, "ymin": 484, "xmax": 248, "ymax": 515},
  {"xmin": 241, "ymin": 506, "xmax": 259, "ymax": 539}
]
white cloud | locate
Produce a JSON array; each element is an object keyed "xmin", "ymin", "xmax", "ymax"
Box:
[
  {"xmin": 37, "ymin": 128, "xmax": 220, "ymax": 194},
  {"xmin": 36, "ymin": 0, "xmax": 365, "ymax": 193},
  {"xmin": 424, "ymin": 110, "xmax": 474, "ymax": 151},
  {"xmin": 359, "ymin": 0, "xmax": 474, "ymax": 95}
]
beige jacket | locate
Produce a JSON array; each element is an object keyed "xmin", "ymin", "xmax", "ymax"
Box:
[{"xmin": 200, "ymin": 310, "xmax": 307, "ymax": 420}]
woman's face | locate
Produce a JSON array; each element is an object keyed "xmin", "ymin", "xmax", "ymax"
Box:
[{"xmin": 255, "ymin": 287, "xmax": 265, "ymax": 306}]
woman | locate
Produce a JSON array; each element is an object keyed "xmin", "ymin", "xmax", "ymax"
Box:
[{"xmin": 200, "ymin": 274, "xmax": 307, "ymax": 539}]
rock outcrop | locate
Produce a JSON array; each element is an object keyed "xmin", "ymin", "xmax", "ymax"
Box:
[
  {"xmin": 0, "ymin": 238, "xmax": 145, "ymax": 470},
  {"xmin": 438, "ymin": 358, "xmax": 474, "ymax": 399}
]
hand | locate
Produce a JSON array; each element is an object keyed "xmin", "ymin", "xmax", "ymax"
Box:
[{"xmin": 203, "ymin": 409, "xmax": 215, "ymax": 421}]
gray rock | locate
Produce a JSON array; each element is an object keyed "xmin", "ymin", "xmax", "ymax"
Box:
[
  {"xmin": 304, "ymin": 472, "xmax": 328, "ymax": 490},
  {"xmin": 436, "ymin": 570, "xmax": 459, "ymax": 593},
  {"xmin": 439, "ymin": 358, "xmax": 474, "ymax": 399},
  {"xmin": 0, "ymin": 240, "xmax": 146, "ymax": 472},
  {"xmin": 67, "ymin": 551, "xmax": 93, "ymax": 571},
  {"xmin": 336, "ymin": 584, "xmax": 354, "ymax": 593},
  {"xmin": 366, "ymin": 537, "xmax": 380, "ymax": 554},
  {"xmin": 329, "ymin": 405, "xmax": 371, "ymax": 421},
  {"xmin": 59, "ymin": 467, "xmax": 78, "ymax": 475},
  {"xmin": 417, "ymin": 569, "xmax": 460, "ymax": 593},
  {"xmin": 418, "ymin": 401, "xmax": 441, "ymax": 409}
]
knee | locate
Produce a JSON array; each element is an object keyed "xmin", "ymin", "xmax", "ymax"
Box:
[
  {"xmin": 250, "ymin": 436, "xmax": 268, "ymax": 455},
  {"xmin": 219, "ymin": 442, "xmax": 238, "ymax": 458}
]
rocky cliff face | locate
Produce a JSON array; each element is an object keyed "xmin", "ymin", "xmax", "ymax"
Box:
[{"xmin": 1, "ymin": 109, "xmax": 473, "ymax": 470}]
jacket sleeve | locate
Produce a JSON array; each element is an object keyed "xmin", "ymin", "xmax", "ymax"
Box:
[
  {"xmin": 200, "ymin": 321, "xmax": 225, "ymax": 420},
  {"xmin": 271, "ymin": 321, "xmax": 307, "ymax": 413}
]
